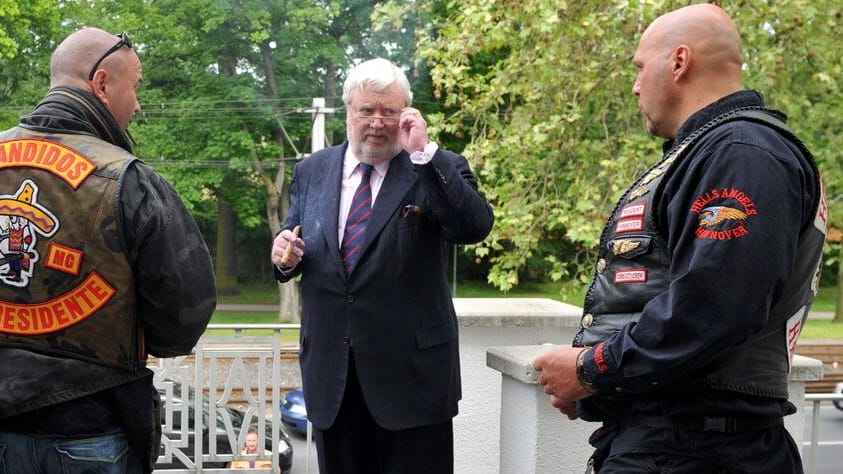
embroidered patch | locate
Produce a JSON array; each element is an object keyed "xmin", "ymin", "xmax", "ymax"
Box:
[
  {"xmin": 0, "ymin": 272, "xmax": 116, "ymax": 335},
  {"xmin": 611, "ymin": 239, "xmax": 641, "ymax": 256},
  {"xmin": 593, "ymin": 342, "xmax": 608, "ymax": 372},
  {"xmin": 0, "ymin": 139, "xmax": 96, "ymax": 188},
  {"xmin": 615, "ymin": 218, "xmax": 644, "ymax": 234},
  {"xmin": 0, "ymin": 180, "xmax": 59, "ymax": 287},
  {"xmin": 690, "ymin": 187, "xmax": 757, "ymax": 240},
  {"xmin": 45, "ymin": 242, "xmax": 83, "ymax": 275},
  {"xmin": 785, "ymin": 309, "xmax": 805, "ymax": 371},
  {"xmin": 628, "ymin": 186, "xmax": 649, "ymax": 202},
  {"xmin": 614, "ymin": 268, "xmax": 647, "ymax": 284},
  {"xmin": 619, "ymin": 203, "xmax": 646, "ymax": 219},
  {"xmin": 815, "ymin": 179, "xmax": 828, "ymax": 233}
]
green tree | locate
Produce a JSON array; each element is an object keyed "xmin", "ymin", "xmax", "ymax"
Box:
[
  {"xmin": 0, "ymin": 1, "xmax": 63, "ymax": 126},
  {"xmin": 420, "ymin": 0, "xmax": 843, "ymax": 312},
  {"xmin": 43, "ymin": 0, "xmax": 433, "ymax": 319}
]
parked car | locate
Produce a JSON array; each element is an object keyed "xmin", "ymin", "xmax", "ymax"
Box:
[
  {"xmin": 280, "ymin": 387, "xmax": 309, "ymax": 435},
  {"xmin": 154, "ymin": 381, "xmax": 293, "ymax": 471},
  {"xmin": 834, "ymin": 382, "xmax": 843, "ymax": 411}
]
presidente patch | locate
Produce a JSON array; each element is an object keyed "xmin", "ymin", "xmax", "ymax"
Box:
[
  {"xmin": 690, "ymin": 187, "xmax": 757, "ymax": 240},
  {"xmin": 0, "ymin": 272, "xmax": 116, "ymax": 335}
]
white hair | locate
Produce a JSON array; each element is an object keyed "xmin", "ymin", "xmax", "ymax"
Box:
[{"xmin": 341, "ymin": 58, "xmax": 413, "ymax": 106}]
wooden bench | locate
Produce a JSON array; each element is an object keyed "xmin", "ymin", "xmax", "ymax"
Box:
[{"xmin": 795, "ymin": 340, "xmax": 843, "ymax": 393}]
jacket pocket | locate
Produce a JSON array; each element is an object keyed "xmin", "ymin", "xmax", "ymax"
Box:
[{"xmin": 415, "ymin": 323, "xmax": 456, "ymax": 349}]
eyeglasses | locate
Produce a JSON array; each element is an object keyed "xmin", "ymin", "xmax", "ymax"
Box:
[
  {"xmin": 88, "ymin": 32, "xmax": 132, "ymax": 81},
  {"xmin": 352, "ymin": 114, "xmax": 400, "ymax": 126}
]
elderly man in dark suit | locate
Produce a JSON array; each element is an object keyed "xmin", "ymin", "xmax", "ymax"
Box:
[{"xmin": 270, "ymin": 57, "xmax": 494, "ymax": 473}]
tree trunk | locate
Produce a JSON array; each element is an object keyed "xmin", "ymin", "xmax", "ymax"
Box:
[
  {"xmin": 215, "ymin": 198, "xmax": 239, "ymax": 296},
  {"xmin": 834, "ymin": 244, "xmax": 843, "ymax": 323},
  {"xmin": 259, "ymin": 45, "xmax": 301, "ymax": 322}
]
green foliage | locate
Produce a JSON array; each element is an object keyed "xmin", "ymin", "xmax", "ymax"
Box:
[
  {"xmin": 419, "ymin": 1, "xmax": 664, "ymax": 290},
  {"xmin": 3, "ymin": 0, "xmax": 840, "ymax": 300},
  {"xmin": 0, "ymin": 1, "xmax": 63, "ymax": 129},
  {"xmin": 420, "ymin": 0, "xmax": 843, "ymax": 292}
]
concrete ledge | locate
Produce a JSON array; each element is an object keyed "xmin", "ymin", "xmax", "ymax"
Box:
[
  {"xmin": 487, "ymin": 344, "xmax": 824, "ymax": 472},
  {"xmin": 486, "ymin": 344, "xmax": 551, "ymax": 384},
  {"xmin": 488, "ymin": 344, "xmax": 824, "ymax": 386},
  {"xmin": 790, "ymin": 354, "xmax": 824, "ymax": 382},
  {"xmin": 454, "ymin": 298, "xmax": 582, "ymax": 328}
]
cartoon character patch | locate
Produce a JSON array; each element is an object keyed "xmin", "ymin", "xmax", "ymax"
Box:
[
  {"xmin": 0, "ymin": 180, "xmax": 59, "ymax": 287},
  {"xmin": 690, "ymin": 187, "xmax": 757, "ymax": 240}
]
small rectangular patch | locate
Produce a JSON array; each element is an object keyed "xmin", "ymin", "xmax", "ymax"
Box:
[
  {"xmin": 614, "ymin": 269, "xmax": 647, "ymax": 284},
  {"xmin": 45, "ymin": 242, "xmax": 83, "ymax": 275},
  {"xmin": 615, "ymin": 218, "xmax": 644, "ymax": 233},
  {"xmin": 620, "ymin": 203, "xmax": 646, "ymax": 219}
]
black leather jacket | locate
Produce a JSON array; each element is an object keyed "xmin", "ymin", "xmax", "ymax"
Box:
[
  {"xmin": 573, "ymin": 91, "xmax": 827, "ymax": 421},
  {"xmin": 0, "ymin": 87, "xmax": 216, "ymax": 471}
]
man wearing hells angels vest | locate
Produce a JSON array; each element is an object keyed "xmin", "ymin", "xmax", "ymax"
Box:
[
  {"xmin": 533, "ymin": 5, "xmax": 828, "ymax": 473},
  {"xmin": 0, "ymin": 28, "xmax": 216, "ymax": 473}
]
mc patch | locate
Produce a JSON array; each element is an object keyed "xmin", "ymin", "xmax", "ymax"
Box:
[{"xmin": 690, "ymin": 187, "xmax": 757, "ymax": 241}]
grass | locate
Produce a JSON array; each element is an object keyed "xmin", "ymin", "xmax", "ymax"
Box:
[
  {"xmin": 207, "ymin": 311, "xmax": 299, "ymax": 341},
  {"xmin": 800, "ymin": 320, "xmax": 843, "ymax": 340},
  {"xmin": 218, "ymin": 280, "xmax": 842, "ymax": 339}
]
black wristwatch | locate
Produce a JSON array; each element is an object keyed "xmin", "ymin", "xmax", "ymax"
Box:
[{"xmin": 576, "ymin": 348, "xmax": 598, "ymax": 393}]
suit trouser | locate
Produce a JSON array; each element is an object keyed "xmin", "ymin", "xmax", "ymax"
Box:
[{"xmin": 313, "ymin": 351, "xmax": 454, "ymax": 474}]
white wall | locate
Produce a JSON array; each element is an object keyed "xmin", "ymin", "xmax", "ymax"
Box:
[{"xmin": 453, "ymin": 298, "xmax": 583, "ymax": 474}]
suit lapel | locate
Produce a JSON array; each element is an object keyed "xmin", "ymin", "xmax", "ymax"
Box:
[{"xmin": 317, "ymin": 144, "xmax": 346, "ymax": 272}]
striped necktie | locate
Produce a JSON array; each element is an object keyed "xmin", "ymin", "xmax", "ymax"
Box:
[{"xmin": 341, "ymin": 164, "xmax": 374, "ymax": 273}]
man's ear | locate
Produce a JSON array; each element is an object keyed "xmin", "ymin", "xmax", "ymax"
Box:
[
  {"xmin": 90, "ymin": 70, "xmax": 109, "ymax": 104},
  {"xmin": 672, "ymin": 44, "xmax": 692, "ymax": 81}
]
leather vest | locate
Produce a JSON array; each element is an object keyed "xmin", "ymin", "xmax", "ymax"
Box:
[
  {"xmin": 573, "ymin": 108, "xmax": 827, "ymax": 398},
  {"xmin": 0, "ymin": 127, "xmax": 142, "ymax": 371}
]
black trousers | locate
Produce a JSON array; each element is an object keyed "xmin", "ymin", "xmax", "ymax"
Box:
[
  {"xmin": 313, "ymin": 355, "xmax": 454, "ymax": 474},
  {"xmin": 590, "ymin": 418, "xmax": 803, "ymax": 473}
]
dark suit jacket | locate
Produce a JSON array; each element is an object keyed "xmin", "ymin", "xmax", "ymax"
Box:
[{"xmin": 275, "ymin": 141, "xmax": 494, "ymax": 430}]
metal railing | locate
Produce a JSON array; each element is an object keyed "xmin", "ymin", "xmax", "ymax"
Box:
[
  {"xmin": 803, "ymin": 393, "xmax": 843, "ymax": 474},
  {"xmin": 147, "ymin": 324, "xmax": 840, "ymax": 473},
  {"xmin": 149, "ymin": 324, "xmax": 301, "ymax": 473}
]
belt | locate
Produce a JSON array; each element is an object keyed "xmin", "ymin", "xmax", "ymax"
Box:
[{"xmin": 618, "ymin": 415, "xmax": 783, "ymax": 433}]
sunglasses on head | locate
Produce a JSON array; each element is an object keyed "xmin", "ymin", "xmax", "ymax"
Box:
[{"xmin": 88, "ymin": 32, "xmax": 132, "ymax": 81}]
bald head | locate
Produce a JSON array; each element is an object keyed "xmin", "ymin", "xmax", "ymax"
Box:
[
  {"xmin": 51, "ymin": 28, "xmax": 133, "ymax": 88},
  {"xmin": 633, "ymin": 4, "xmax": 744, "ymax": 139},
  {"xmin": 49, "ymin": 27, "xmax": 143, "ymax": 130},
  {"xmin": 643, "ymin": 4, "xmax": 743, "ymax": 85}
]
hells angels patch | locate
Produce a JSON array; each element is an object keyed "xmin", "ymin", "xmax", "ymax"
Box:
[{"xmin": 691, "ymin": 187, "xmax": 757, "ymax": 240}]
